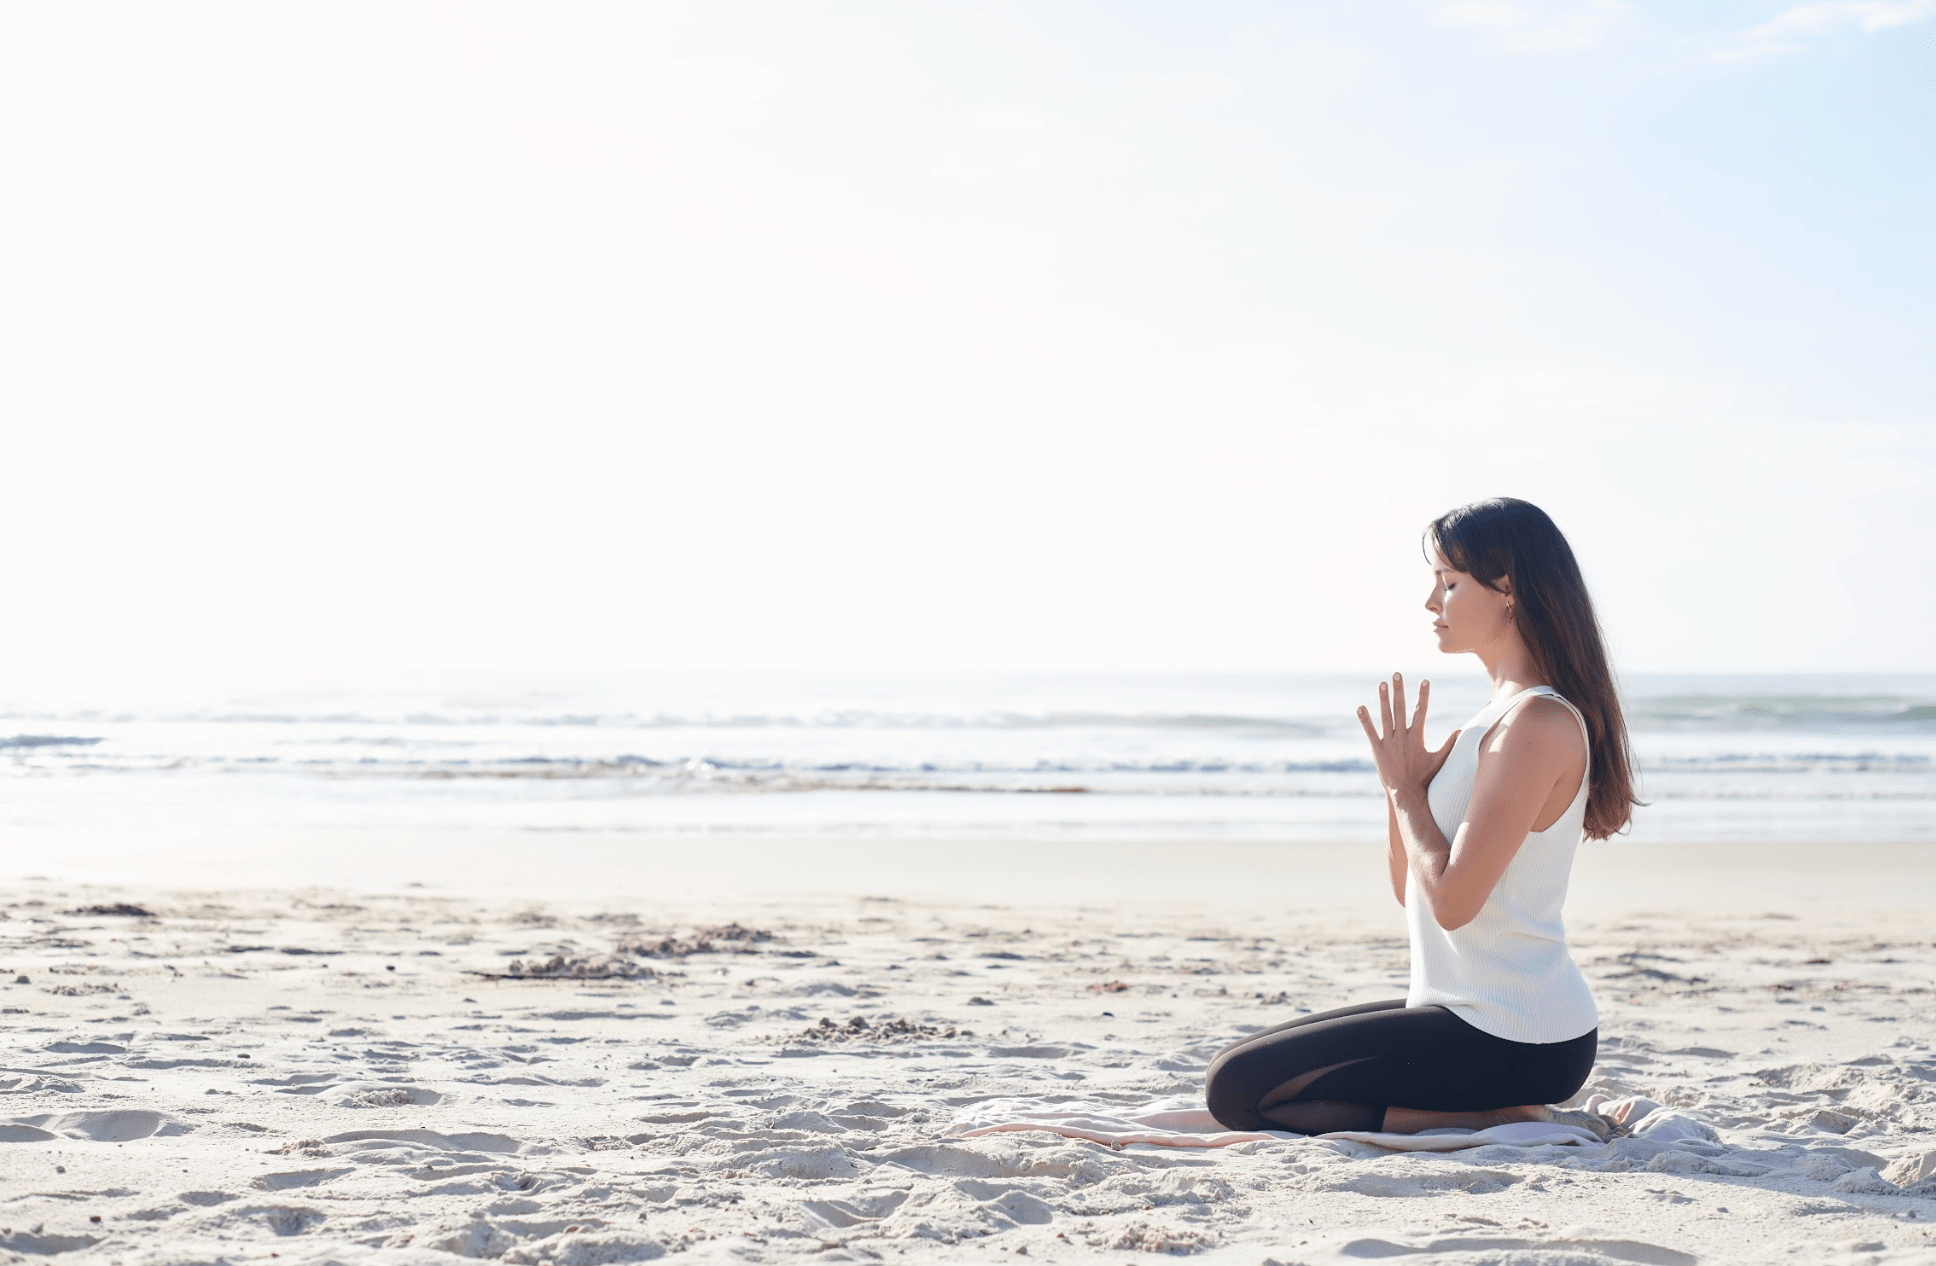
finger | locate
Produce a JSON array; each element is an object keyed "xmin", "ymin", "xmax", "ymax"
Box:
[
  {"xmin": 1412, "ymin": 678, "xmax": 1430, "ymax": 731},
  {"xmin": 1435, "ymin": 727, "xmax": 1460, "ymax": 756},
  {"xmin": 1392, "ymin": 673, "xmax": 1406, "ymax": 735},
  {"xmin": 1356, "ymin": 705, "xmax": 1380, "ymax": 746},
  {"xmin": 1378, "ymin": 680, "xmax": 1393, "ymax": 736}
]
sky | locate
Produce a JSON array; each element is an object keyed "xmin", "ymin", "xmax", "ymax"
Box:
[{"xmin": 1, "ymin": 1, "xmax": 1931, "ymax": 693}]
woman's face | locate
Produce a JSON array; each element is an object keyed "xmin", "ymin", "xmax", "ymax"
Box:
[{"xmin": 1426, "ymin": 553, "xmax": 1514, "ymax": 654}]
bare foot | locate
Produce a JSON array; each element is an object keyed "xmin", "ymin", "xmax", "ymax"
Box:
[
  {"xmin": 1378, "ymin": 1103, "xmax": 1625, "ymax": 1137},
  {"xmin": 1535, "ymin": 1105, "xmax": 1627, "ymax": 1141}
]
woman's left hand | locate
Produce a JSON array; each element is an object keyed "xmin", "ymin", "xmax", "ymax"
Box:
[{"xmin": 1357, "ymin": 673, "xmax": 1458, "ymax": 801}]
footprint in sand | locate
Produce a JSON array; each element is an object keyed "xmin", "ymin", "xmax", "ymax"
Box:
[
  {"xmin": 1306, "ymin": 1236, "xmax": 1697, "ymax": 1265},
  {"xmin": 254, "ymin": 1168, "xmax": 355, "ymax": 1191},
  {"xmin": 332, "ymin": 1083, "xmax": 443, "ymax": 1108},
  {"xmin": 1315, "ymin": 1166, "xmax": 1522, "ymax": 1197},
  {"xmin": 800, "ymin": 1190, "xmax": 910, "ymax": 1228},
  {"xmin": 0, "ymin": 1230, "xmax": 100, "ymax": 1255},
  {"xmin": 204, "ymin": 1205, "xmax": 328, "ymax": 1237},
  {"xmin": 0, "ymin": 1123, "xmax": 57, "ymax": 1142},
  {"xmin": 4, "ymin": 1109, "xmax": 175, "ymax": 1142},
  {"xmin": 326, "ymin": 1127, "xmax": 523, "ymax": 1154}
]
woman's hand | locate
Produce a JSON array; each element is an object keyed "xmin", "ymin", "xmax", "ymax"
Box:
[{"xmin": 1357, "ymin": 673, "xmax": 1458, "ymax": 803}]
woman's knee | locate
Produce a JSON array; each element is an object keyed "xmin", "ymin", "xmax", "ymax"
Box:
[
  {"xmin": 1202, "ymin": 1054, "xmax": 1261, "ymax": 1130},
  {"xmin": 1208, "ymin": 1024, "xmax": 1275, "ymax": 1063}
]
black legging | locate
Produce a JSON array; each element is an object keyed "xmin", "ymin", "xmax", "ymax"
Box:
[{"xmin": 1204, "ymin": 998, "xmax": 1597, "ymax": 1135}]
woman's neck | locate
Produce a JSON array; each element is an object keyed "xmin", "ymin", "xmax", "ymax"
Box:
[{"xmin": 1476, "ymin": 639, "xmax": 1543, "ymax": 701}]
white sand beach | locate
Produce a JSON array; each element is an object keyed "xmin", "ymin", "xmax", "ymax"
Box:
[
  {"xmin": 6, "ymin": 0, "xmax": 1932, "ymax": 1261},
  {"xmin": 3, "ymin": 840, "xmax": 1935, "ymax": 1265}
]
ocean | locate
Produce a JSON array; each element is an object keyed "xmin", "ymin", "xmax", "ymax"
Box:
[{"xmin": 5, "ymin": 671, "xmax": 1934, "ymax": 845}]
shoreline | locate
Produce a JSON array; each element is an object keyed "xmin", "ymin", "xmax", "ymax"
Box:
[{"xmin": 8, "ymin": 833, "xmax": 1936, "ymax": 910}]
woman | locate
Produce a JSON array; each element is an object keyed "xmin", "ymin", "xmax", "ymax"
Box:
[{"xmin": 1204, "ymin": 497, "xmax": 1638, "ymax": 1139}]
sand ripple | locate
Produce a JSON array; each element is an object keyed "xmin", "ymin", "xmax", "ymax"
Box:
[{"xmin": 1, "ymin": 886, "xmax": 1934, "ymax": 1263}]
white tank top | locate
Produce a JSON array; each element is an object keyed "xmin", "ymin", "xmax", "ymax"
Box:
[{"xmin": 1405, "ymin": 685, "xmax": 1598, "ymax": 1044}]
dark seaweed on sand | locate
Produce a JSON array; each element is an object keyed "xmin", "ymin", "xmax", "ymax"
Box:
[
  {"xmin": 473, "ymin": 953, "xmax": 662, "ymax": 981},
  {"xmin": 783, "ymin": 1015, "xmax": 974, "ymax": 1044},
  {"xmin": 621, "ymin": 922, "xmax": 776, "ymax": 959}
]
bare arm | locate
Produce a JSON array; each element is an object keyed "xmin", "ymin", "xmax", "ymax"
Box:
[
  {"xmin": 1361, "ymin": 676, "xmax": 1578, "ymax": 931},
  {"xmin": 1385, "ymin": 798, "xmax": 1406, "ymax": 906},
  {"xmin": 1358, "ymin": 674, "xmax": 1456, "ymax": 916}
]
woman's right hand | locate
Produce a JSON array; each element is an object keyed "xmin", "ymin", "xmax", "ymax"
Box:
[{"xmin": 1357, "ymin": 672, "xmax": 1459, "ymax": 803}]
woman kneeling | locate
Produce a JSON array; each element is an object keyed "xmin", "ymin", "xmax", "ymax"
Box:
[{"xmin": 1206, "ymin": 498, "xmax": 1638, "ymax": 1140}]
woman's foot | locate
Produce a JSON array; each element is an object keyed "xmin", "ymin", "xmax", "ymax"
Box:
[
  {"xmin": 1377, "ymin": 1103, "xmax": 1625, "ymax": 1138},
  {"xmin": 1534, "ymin": 1105, "xmax": 1627, "ymax": 1141}
]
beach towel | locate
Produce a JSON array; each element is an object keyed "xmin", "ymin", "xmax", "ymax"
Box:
[{"xmin": 949, "ymin": 1092, "xmax": 1710, "ymax": 1152}]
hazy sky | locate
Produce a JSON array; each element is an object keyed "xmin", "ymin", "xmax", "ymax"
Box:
[{"xmin": 2, "ymin": 1, "xmax": 1930, "ymax": 690}]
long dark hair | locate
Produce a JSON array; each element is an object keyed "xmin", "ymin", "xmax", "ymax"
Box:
[{"xmin": 1426, "ymin": 497, "xmax": 1638, "ymax": 839}]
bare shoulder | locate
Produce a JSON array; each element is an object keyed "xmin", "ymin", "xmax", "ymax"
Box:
[{"xmin": 1484, "ymin": 695, "xmax": 1585, "ymax": 761}]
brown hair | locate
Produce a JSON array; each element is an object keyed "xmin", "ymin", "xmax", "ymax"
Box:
[{"xmin": 1427, "ymin": 498, "xmax": 1639, "ymax": 839}]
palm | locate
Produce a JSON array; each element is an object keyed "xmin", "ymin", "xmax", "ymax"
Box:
[{"xmin": 1357, "ymin": 673, "xmax": 1458, "ymax": 796}]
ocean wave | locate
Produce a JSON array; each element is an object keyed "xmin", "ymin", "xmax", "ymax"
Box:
[
  {"xmin": 13, "ymin": 749, "xmax": 1929, "ymax": 775},
  {"xmin": 5, "ymin": 695, "xmax": 1934, "ymax": 736},
  {"xmin": 1629, "ymin": 694, "xmax": 1936, "ymax": 728},
  {"xmin": 9, "ymin": 754, "xmax": 1377, "ymax": 777},
  {"xmin": 0, "ymin": 708, "xmax": 1337, "ymax": 734},
  {"xmin": 1651, "ymin": 752, "xmax": 1932, "ymax": 771},
  {"xmin": 12, "ymin": 754, "xmax": 1936, "ymax": 800}
]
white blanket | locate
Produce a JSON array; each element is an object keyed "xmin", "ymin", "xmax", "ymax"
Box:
[{"xmin": 949, "ymin": 1092, "xmax": 1709, "ymax": 1152}]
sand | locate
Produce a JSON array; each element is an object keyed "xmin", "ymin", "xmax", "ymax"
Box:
[{"xmin": 3, "ymin": 840, "xmax": 1935, "ymax": 1265}]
